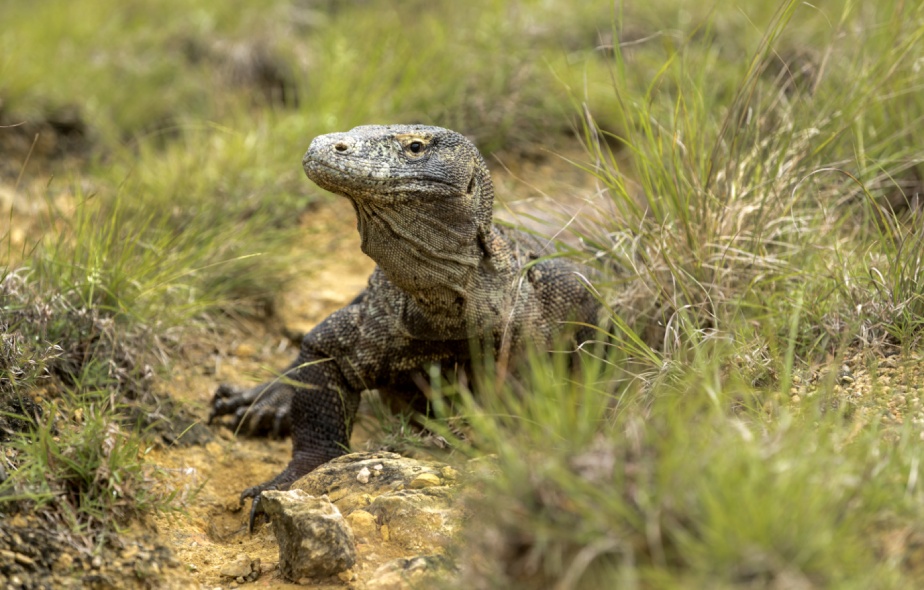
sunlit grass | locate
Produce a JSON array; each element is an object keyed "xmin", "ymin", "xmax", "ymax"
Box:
[
  {"xmin": 451, "ymin": 333, "xmax": 924, "ymax": 587},
  {"xmin": 439, "ymin": 0, "xmax": 924, "ymax": 587}
]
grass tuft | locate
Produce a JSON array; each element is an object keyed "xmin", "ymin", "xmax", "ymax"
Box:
[{"xmin": 1, "ymin": 393, "xmax": 182, "ymax": 540}]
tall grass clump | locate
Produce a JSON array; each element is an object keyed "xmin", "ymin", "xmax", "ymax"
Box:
[
  {"xmin": 0, "ymin": 122, "xmax": 301, "ymax": 537},
  {"xmin": 452, "ymin": 1, "xmax": 924, "ymax": 587},
  {"xmin": 573, "ymin": 0, "xmax": 924, "ymax": 359},
  {"xmin": 1, "ymin": 391, "xmax": 183, "ymax": 544}
]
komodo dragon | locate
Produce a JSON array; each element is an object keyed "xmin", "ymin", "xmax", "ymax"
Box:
[{"xmin": 209, "ymin": 124, "xmax": 600, "ymax": 524}]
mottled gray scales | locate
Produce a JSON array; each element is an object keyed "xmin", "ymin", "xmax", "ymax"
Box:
[{"xmin": 208, "ymin": 125, "xmax": 600, "ymax": 523}]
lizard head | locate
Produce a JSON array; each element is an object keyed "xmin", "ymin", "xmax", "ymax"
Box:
[
  {"xmin": 303, "ymin": 124, "xmax": 511, "ymax": 315},
  {"xmin": 302, "ymin": 124, "xmax": 494, "ymax": 239}
]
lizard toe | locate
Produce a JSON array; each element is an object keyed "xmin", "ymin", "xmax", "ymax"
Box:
[{"xmin": 208, "ymin": 384, "xmax": 244, "ymax": 422}]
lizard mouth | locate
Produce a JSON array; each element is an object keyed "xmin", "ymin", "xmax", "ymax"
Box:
[{"xmin": 304, "ymin": 158, "xmax": 460, "ymax": 201}]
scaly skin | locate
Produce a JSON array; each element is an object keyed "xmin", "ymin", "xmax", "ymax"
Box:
[{"xmin": 209, "ymin": 125, "xmax": 599, "ymax": 527}]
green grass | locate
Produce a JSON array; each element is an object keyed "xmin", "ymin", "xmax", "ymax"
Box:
[
  {"xmin": 0, "ymin": 0, "xmax": 612, "ymax": 155},
  {"xmin": 3, "ymin": 0, "xmax": 924, "ymax": 586},
  {"xmin": 449, "ymin": 342, "xmax": 924, "ymax": 588},
  {"xmin": 1, "ymin": 390, "xmax": 185, "ymax": 535}
]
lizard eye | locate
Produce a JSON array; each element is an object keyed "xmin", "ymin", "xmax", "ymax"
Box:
[{"xmin": 396, "ymin": 135, "xmax": 430, "ymax": 158}]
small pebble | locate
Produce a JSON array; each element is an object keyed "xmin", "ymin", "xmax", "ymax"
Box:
[
  {"xmin": 219, "ymin": 552, "xmax": 253, "ymax": 579},
  {"xmin": 234, "ymin": 343, "xmax": 256, "ymax": 358},
  {"xmin": 409, "ymin": 473, "xmax": 441, "ymax": 489}
]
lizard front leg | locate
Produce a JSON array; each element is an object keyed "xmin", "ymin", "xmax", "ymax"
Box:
[
  {"xmin": 216, "ymin": 286, "xmax": 468, "ymax": 530},
  {"xmin": 237, "ymin": 341, "xmax": 361, "ymax": 530},
  {"xmin": 208, "ymin": 291, "xmax": 371, "ymax": 439}
]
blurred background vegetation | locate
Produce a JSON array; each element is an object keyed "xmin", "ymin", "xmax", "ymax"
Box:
[{"xmin": 2, "ymin": 0, "xmax": 924, "ymax": 587}]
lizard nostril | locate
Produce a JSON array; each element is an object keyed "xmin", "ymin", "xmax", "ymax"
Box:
[{"xmin": 334, "ymin": 142, "xmax": 349, "ymax": 153}]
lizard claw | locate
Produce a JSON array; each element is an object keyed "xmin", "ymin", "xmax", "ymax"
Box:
[
  {"xmin": 247, "ymin": 495, "xmax": 269, "ymax": 534},
  {"xmin": 237, "ymin": 452, "xmax": 338, "ymax": 533},
  {"xmin": 209, "ymin": 384, "xmax": 244, "ymax": 423},
  {"xmin": 209, "ymin": 382, "xmax": 294, "ymax": 438},
  {"xmin": 241, "ymin": 482, "xmax": 276, "ymax": 533}
]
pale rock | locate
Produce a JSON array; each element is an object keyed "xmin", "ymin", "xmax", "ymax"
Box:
[
  {"xmin": 409, "ymin": 473, "xmax": 441, "ymax": 489},
  {"xmin": 260, "ymin": 490, "xmax": 356, "ymax": 580},
  {"xmin": 347, "ymin": 509, "xmax": 379, "ymax": 542},
  {"xmin": 292, "ymin": 451, "xmax": 450, "ymax": 513},
  {"xmin": 367, "ymin": 487, "xmax": 457, "ymax": 551},
  {"xmin": 218, "ymin": 553, "xmax": 253, "ymax": 579},
  {"xmin": 366, "ymin": 555, "xmax": 453, "ymax": 590}
]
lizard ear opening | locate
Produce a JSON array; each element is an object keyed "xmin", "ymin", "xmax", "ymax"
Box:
[{"xmin": 466, "ymin": 173, "xmax": 476, "ymax": 195}]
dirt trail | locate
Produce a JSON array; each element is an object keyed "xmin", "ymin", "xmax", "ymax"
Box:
[
  {"xmin": 149, "ymin": 199, "xmax": 374, "ymax": 589},
  {"xmin": 146, "ymin": 151, "xmax": 607, "ymax": 588}
]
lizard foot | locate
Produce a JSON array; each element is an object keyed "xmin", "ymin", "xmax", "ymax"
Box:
[
  {"xmin": 238, "ymin": 449, "xmax": 348, "ymax": 532},
  {"xmin": 209, "ymin": 381, "xmax": 293, "ymax": 437}
]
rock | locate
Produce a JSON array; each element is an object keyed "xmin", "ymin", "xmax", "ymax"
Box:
[
  {"xmin": 290, "ymin": 452, "xmax": 466, "ymax": 549},
  {"xmin": 292, "ymin": 452, "xmax": 452, "ymax": 513},
  {"xmin": 346, "ymin": 510, "xmax": 379, "ymax": 542},
  {"xmin": 260, "ymin": 490, "xmax": 356, "ymax": 580},
  {"xmin": 218, "ymin": 553, "xmax": 253, "ymax": 579},
  {"xmin": 367, "ymin": 487, "xmax": 458, "ymax": 551},
  {"xmin": 366, "ymin": 555, "xmax": 454, "ymax": 590},
  {"xmin": 409, "ymin": 473, "xmax": 441, "ymax": 489},
  {"xmin": 272, "ymin": 452, "xmax": 468, "ymax": 586}
]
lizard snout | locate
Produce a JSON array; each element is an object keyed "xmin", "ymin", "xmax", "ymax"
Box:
[
  {"xmin": 317, "ymin": 133, "xmax": 356, "ymax": 156},
  {"xmin": 303, "ymin": 133, "xmax": 354, "ymax": 172},
  {"xmin": 305, "ymin": 133, "xmax": 359, "ymax": 160}
]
